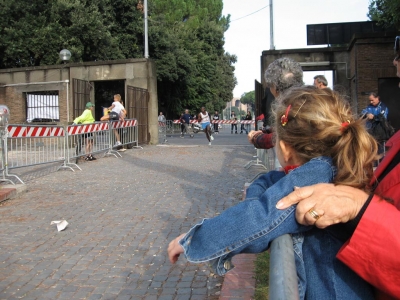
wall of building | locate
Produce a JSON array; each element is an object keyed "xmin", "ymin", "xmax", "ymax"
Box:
[
  {"xmin": 350, "ymin": 34, "xmax": 396, "ymax": 113},
  {"xmin": 0, "ymin": 58, "xmax": 159, "ymax": 144},
  {"xmin": 260, "ymin": 33, "xmax": 400, "ymax": 127}
]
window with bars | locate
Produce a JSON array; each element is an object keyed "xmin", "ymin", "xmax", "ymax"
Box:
[{"xmin": 25, "ymin": 91, "xmax": 60, "ymax": 122}]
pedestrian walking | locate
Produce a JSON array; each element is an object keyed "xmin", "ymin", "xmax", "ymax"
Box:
[{"xmin": 213, "ymin": 111, "xmax": 220, "ymax": 134}]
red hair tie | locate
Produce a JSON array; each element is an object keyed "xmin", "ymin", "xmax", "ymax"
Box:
[
  {"xmin": 281, "ymin": 105, "xmax": 292, "ymax": 126},
  {"xmin": 340, "ymin": 120, "xmax": 350, "ymax": 132}
]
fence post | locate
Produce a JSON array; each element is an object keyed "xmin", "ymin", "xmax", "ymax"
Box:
[
  {"xmin": 269, "ymin": 234, "xmax": 300, "ymax": 300},
  {"xmin": 0, "ymin": 106, "xmax": 23, "ymax": 184}
]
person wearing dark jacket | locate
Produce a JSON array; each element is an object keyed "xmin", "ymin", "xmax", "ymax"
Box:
[
  {"xmin": 213, "ymin": 111, "xmax": 220, "ymax": 134},
  {"xmin": 180, "ymin": 109, "xmax": 192, "ymax": 138},
  {"xmin": 248, "ymin": 57, "xmax": 303, "ymax": 148}
]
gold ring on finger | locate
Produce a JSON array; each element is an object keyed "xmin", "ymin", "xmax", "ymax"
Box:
[{"xmin": 308, "ymin": 208, "xmax": 321, "ymax": 221}]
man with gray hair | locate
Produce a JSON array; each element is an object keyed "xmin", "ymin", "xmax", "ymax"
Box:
[
  {"xmin": 248, "ymin": 57, "xmax": 303, "ymax": 148},
  {"xmin": 313, "ymin": 75, "xmax": 328, "ymax": 89}
]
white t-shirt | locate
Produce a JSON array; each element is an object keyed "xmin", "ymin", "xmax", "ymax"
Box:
[
  {"xmin": 200, "ymin": 112, "xmax": 210, "ymax": 123},
  {"xmin": 112, "ymin": 101, "xmax": 124, "ymax": 115}
]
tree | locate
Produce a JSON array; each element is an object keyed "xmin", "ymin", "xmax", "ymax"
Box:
[
  {"xmin": 368, "ymin": 0, "xmax": 400, "ymax": 29},
  {"xmin": 240, "ymin": 90, "xmax": 255, "ymax": 111},
  {"xmin": 0, "ymin": 0, "xmax": 237, "ymax": 119},
  {"xmin": 145, "ymin": 0, "xmax": 236, "ymax": 117}
]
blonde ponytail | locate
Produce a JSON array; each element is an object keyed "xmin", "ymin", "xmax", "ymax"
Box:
[{"xmin": 274, "ymin": 86, "xmax": 378, "ymax": 191}]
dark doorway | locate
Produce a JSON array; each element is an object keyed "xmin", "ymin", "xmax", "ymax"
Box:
[
  {"xmin": 94, "ymin": 80, "xmax": 125, "ymax": 121},
  {"xmin": 378, "ymin": 78, "xmax": 400, "ymax": 131}
]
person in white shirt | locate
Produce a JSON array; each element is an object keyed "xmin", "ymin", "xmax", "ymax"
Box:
[
  {"xmin": 100, "ymin": 94, "xmax": 126, "ymax": 147},
  {"xmin": 100, "ymin": 94, "xmax": 126, "ymax": 121},
  {"xmin": 158, "ymin": 112, "xmax": 166, "ymax": 123},
  {"xmin": 198, "ymin": 107, "xmax": 214, "ymax": 146}
]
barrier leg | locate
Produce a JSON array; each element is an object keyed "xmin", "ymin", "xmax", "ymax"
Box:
[
  {"xmin": 1, "ymin": 136, "xmax": 24, "ymax": 184},
  {"xmin": 244, "ymin": 148, "xmax": 268, "ymax": 170},
  {"xmin": 58, "ymin": 126, "xmax": 81, "ymax": 172},
  {"xmin": 104, "ymin": 122, "xmax": 122, "ymax": 158}
]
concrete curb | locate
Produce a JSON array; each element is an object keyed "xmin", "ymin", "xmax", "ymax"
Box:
[
  {"xmin": 0, "ymin": 184, "xmax": 27, "ymax": 202},
  {"xmin": 219, "ymin": 182, "xmax": 257, "ymax": 299},
  {"xmin": 219, "ymin": 254, "xmax": 257, "ymax": 299}
]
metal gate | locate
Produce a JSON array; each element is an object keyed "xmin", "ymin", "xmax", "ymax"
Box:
[
  {"xmin": 126, "ymin": 86, "xmax": 149, "ymax": 144},
  {"xmin": 72, "ymin": 79, "xmax": 91, "ymax": 120},
  {"xmin": 255, "ymin": 80, "xmax": 264, "ymax": 130}
]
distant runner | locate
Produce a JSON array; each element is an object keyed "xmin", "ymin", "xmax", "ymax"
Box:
[{"xmin": 198, "ymin": 107, "xmax": 214, "ymax": 146}]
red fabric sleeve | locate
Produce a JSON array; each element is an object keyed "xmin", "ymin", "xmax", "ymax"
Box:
[
  {"xmin": 337, "ymin": 195, "xmax": 400, "ymax": 298},
  {"xmin": 253, "ymin": 132, "xmax": 274, "ymax": 149}
]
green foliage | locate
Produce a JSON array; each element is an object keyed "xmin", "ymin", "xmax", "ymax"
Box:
[
  {"xmin": 254, "ymin": 251, "xmax": 270, "ymax": 300},
  {"xmin": 368, "ymin": 0, "xmax": 400, "ymax": 29},
  {"xmin": 0, "ymin": 0, "xmax": 236, "ymax": 118},
  {"xmin": 240, "ymin": 90, "xmax": 255, "ymax": 111}
]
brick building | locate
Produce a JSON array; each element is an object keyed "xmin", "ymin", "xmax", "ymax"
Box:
[
  {"xmin": 260, "ymin": 31, "xmax": 400, "ymax": 131},
  {"xmin": 0, "ymin": 59, "xmax": 159, "ymax": 144}
]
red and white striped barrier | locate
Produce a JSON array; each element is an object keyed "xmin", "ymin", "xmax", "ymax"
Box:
[
  {"xmin": 8, "ymin": 125, "xmax": 65, "ymax": 137},
  {"xmin": 67, "ymin": 123, "xmax": 109, "ymax": 135},
  {"xmin": 111, "ymin": 119, "xmax": 137, "ymax": 129},
  {"xmin": 172, "ymin": 120, "xmax": 197, "ymax": 124}
]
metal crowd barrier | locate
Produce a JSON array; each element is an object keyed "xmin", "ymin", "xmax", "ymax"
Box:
[
  {"xmin": 108, "ymin": 119, "xmax": 143, "ymax": 154},
  {"xmin": 242, "ymin": 121, "xmax": 298, "ymax": 298},
  {"xmin": 167, "ymin": 120, "xmax": 182, "ymax": 134},
  {"xmin": 66, "ymin": 122, "xmax": 110, "ymax": 168},
  {"xmin": 6, "ymin": 124, "xmax": 69, "ymax": 178},
  {"xmin": 1, "ymin": 119, "xmax": 141, "ymax": 184},
  {"xmin": 158, "ymin": 121, "xmax": 167, "ymax": 143},
  {"xmin": 269, "ymin": 235, "xmax": 300, "ymax": 300}
]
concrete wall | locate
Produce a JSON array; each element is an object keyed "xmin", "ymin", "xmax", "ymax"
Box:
[
  {"xmin": 0, "ymin": 58, "xmax": 158, "ymax": 144},
  {"xmin": 349, "ymin": 34, "xmax": 396, "ymax": 112},
  {"xmin": 260, "ymin": 33, "xmax": 400, "ymax": 119},
  {"xmin": 261, "ymin": 47, "xmax": 350, "ymax": 93}
]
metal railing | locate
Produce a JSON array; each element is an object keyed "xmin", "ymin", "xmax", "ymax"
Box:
[
  {"xmin": 269, "ymin": 235, "xmax": 300, "ymax": 300},
  {"xmin": 158, "ymin": 121, "xmax": 167, "ymax": 144},
  {"xmin": 6, "ymin": 124, "xmax": 68, "ymax": 179},
  {"xmin": 242, "ymin": 124, "xmax": 297, "ymax": 299}
]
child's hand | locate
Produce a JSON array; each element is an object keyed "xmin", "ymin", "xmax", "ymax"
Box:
[{"xmin": 167, "ymin": 233, "xmax": 186, "ymax": 264}]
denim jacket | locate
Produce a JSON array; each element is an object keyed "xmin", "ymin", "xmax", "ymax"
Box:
[{"xmin": 179, "ymin": 156, "xmax": 374, "ymax": 300}]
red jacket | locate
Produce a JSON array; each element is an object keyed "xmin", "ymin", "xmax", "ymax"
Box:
[{"xmin": 337, "ymin": 130, "xmax": 400, "ymax": 299}]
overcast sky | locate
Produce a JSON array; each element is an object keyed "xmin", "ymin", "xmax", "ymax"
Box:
[{"xmin": 222, "ymin": 0, "xmax": 370, "ymax": 97}]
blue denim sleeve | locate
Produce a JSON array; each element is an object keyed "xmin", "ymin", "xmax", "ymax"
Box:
[
  {"xmin": 245, "ymin": 170, "xmax": 285, "ymax": 199},
  {"xmin": 179, "ymin": 157, "xmax": 335, "ymax": 273}
]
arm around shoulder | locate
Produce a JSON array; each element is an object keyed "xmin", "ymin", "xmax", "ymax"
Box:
[{"xmin": 337, "ymin": 194, "xmax": 400, "ymax": 298}]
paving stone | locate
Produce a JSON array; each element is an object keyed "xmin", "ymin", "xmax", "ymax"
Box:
[{"xmin": 0, "ymin": 144, "xmax": 260, "ymax": 299}]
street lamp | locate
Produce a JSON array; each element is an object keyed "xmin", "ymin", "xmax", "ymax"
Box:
[
  {"xmin": 59, "ymin": 49, "xmax": 71, "ymax": 62},
  {"xmin": 59, "ymin": 49, "xmax": 71, "ymax": 122}
]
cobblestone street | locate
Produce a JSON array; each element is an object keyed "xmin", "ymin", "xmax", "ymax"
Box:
[{"xmin": 0, "ymin": 143, "xmax": 261, "ymax": 300}]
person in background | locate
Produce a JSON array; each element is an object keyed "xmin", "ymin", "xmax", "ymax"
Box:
[
  {"xmin": 198, "ymin": 107, "xmax": 214, "ymax": 146},
  {"xmin": 244, "ymin": 111, "xmax": 252, "ymax": 134},
  {"xmin": 158, "ymin": 111, "xmax": 166, "ymax": 123},
  {"xmin": 73, "ymin": 102, "xmax": 97, "ymax": 161},
  {"xmin": 313, "ymin": 75, "xmax": 328, "ymax": 89},
  {"xmin": 361, "ymin": 92, "xmax": 390, "ymax": 157},
  {"xmin": 213, "ymin": 111, "xmax": 220, "ymax": 134},
  {"xmin": 248, "ymin": 57, "xmax": 303, "ymax": 149},
  {"xmin": 276, "ymin": 36, "xmax": 400, "ymax": 299},
  {"xmin": 230, "ymin": 112, "xmax": 238, "ymax": 134},
  {"xmin": 239, "ymin": 113, "xmax": 246, "ymax": 134},
  {"xmin": 180, "ymin": 110, "xmax": 192, "ymax": 138},
  {"xmin": 361, "ymin": 92, "xmax": 389, "ymax": 129},
  {"xmin": 100, "ymin": 94, "xmax": 126, "ymax": 147},
  {"xmin": 100, "ymin": 94, "xmax": 126, "ymax": 122}
]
